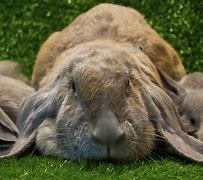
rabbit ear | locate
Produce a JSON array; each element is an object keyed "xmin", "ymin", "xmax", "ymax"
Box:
[
  {"xmin": 144, "ymin": 82, "xmax": 203, "ymax": 162},
  {"xmin": 16, "ymin": 85, "xmax": 60, "ymax": 134},
  {"xmin": 0, "ymin": 78, "xmax": 68, "ymax": 158}
]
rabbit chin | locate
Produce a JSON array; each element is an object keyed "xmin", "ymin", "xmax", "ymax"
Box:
[{"xmin": 36, "ymin": 117, "xmax": 155, "ymax": 161}]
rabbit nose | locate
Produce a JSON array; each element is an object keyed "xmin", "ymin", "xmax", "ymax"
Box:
[{"xmin": 92, "ymin": 108, "xmax": 125, "ymax": 145}]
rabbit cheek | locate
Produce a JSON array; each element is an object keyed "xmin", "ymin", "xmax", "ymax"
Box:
[
  {"xmin": 53, "ymin": 104, "xmax": 101, "ymax": 160},
  {"xmin": 36, "ymin": 118, "xmax": 60, "ymax": 156},
  {"xmin": 114, "ymin": 96, "xmax": 156, "ymax": 160},
  {"xmin": 109, "ymin": 121, "xmax": 155, "ymax": 161},
  {"xmin": 56, "ymin": 120, "xmax": 108, "ymax": 160},
  {"xmin": 116, "ymin": 112, "xmax": 155, "ymax": 161}
]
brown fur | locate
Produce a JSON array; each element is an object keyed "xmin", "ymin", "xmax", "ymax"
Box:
[{"xmin": 32, "ymin": 3, "xmax": 185, "ymax": 89}]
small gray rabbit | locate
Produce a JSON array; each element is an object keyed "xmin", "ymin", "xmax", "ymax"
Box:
[
  {"xmin": 0, "ymin": 61, "xmax": 34, "ymax": 151},
  {"xmin": 179, "ymin": 73, "xmax": 203, "ymax": 140},
  {"xmin": 160, "ymin": 71, "xmax": 203, "ymax": 140}
]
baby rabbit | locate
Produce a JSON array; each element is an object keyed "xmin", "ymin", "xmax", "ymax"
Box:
[
  {"xmin": 0, "ymin": 61, "xmax": 34, "ymax": 151},
  {"xmin": 178, "ymin": 73, "xmax": 203, "ymax": 140},
  {"xmin": 160, "ymin": 70, "xmax": 203, "ymax": 140}
]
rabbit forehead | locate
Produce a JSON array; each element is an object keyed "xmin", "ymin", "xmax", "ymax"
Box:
[
  {"xmin": 72, "ymin": 67, "xmax": 129, "ymax": 108},
  {"xmin": 183, "ymin": 93, "xmax": 203, "ymax": 114},
  {"xmin": 73, "ymin": 58, "xmax": 129, "ymax": 85},
  {"xmin": 52, "ymin": 40, "xmax": 145, "ymax": 78}
]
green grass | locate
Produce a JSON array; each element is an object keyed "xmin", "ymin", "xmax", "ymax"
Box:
[
  {"xmin": 0, "ymin": 0, "xmax": 203, "ymax": 179},
  {"xmin": 0, "ymin": 155, "xmax": 203, "ymax": 180}
]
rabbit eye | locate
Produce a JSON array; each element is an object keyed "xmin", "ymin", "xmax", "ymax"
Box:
[
  {"xmin": 126, "ymin": 80, "xmax": 130, "ymax": 96},
  {"xmin": 72, "ymin": 81, "xmax": 76, "ymax": 92},
  {"xmin": 190, "ymin": 118, "xmax": 196, "ymax": 126},
  {"xmin": 178, "ymin": 109, "xmax": 183, "ymax": 116},
  {"xmin": 139, "ymin": 46, "xmax": 144, "ymax": 52}
]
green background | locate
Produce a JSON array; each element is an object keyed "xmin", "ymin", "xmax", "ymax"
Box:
[
  {"xmin": 0, "ymin": 0, "xmax": 203, "ymax": 179},
  {"xmin": 0, "ymin": 0, "xmax": 202, "ymax": 78}
]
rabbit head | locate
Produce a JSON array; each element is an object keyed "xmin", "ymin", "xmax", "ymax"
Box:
[
  {"xmin": 180, "ymin": 91, "xmax": 203, "ymax": 135},
  {"xmin": 22, "ymin": 43, "xmax": 158, "ymax": 161}
]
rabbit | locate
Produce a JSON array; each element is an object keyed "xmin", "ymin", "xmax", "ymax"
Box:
[
  {"xmin": 0, "ymin": 61, "xmax": 34, "ymax": 151},
  {"xmin": 2, "ymin": 3, "xmax": 203, "ymax": 162},
  {"xmin": 158, "ymin": 70, "xmax": 203, "ymax": 140},
  {"xmin": 178, "ymin": 73, "xmax": 203, "ymax": 140}
]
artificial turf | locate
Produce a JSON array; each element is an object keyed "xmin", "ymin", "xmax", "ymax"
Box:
[
  {"xmin": 0, "ymin": 155, "xmax": 203, "ymax": 179},
  {"xmin": 0, "ymin": 0, "xmax": 202, "ymax": 179}
]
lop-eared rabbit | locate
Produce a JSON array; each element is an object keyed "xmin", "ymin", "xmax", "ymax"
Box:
[
  {"xmin": 1, "ymin": 4, "xmax": 203, "ymax": 162},
  {"xmin": 159, "ymin": 71, "xmax": 203, "ymax": 141},
  {"xmin": 0, "ymin": 61, "xmax": 34, "ymax": 151}
]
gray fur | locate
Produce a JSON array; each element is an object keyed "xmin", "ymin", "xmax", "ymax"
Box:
[
  {"xmin": 160, "ymin": 70, "xmax": 203, "ymax": 140},
  {"xmin": 0, "ymin": 63, "xmax": 34, "ymax": 153},
  {"xmin": 0, "ymin": 74, "xmax": 34, "ymax": 123},
  {"xmin": 179, "ymin": 73, "xmax": 203, "ymax": 140}
]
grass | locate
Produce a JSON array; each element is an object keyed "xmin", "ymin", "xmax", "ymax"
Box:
[
  {"xmin": 0, "ymin": 155, "xmax": 203, "ymax": 179},
  {"xmin": 0, "ymin": 0, "xmax": 202, "ymax": 179}
]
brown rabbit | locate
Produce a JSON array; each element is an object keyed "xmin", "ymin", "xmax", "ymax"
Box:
[
  {"xmin": 2, "ymin": 3, "xmax": 203, "ymax": 162},
  {"xmin": 0, "ymin": 66, "xmax": 34, "ymax": 152}
]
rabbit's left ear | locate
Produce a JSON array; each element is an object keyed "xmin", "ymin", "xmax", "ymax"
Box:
[{"xmin": 143, "ymin": 80, "xmax": 203, "ymax": 162}]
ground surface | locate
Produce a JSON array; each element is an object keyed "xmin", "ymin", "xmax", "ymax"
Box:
[
  {"xmin": 0, "ymin": 0, "xmax": 202, "ymax": 179},
  {"xmin": 0, "ymin": 155, "xmax": 203, "ymax": 179}
]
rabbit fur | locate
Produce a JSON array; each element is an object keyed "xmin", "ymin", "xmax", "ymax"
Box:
[
  {"xmin": 0, "ymin": 61, "xmax": 34, "ymax": 152},
  {"xmin": 178, "ymin": 73, "xmax": 203, "ymax": 140},
  {"xmin": 159, "ymin": 70, "xmax": 203, "ymax": 140}
]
